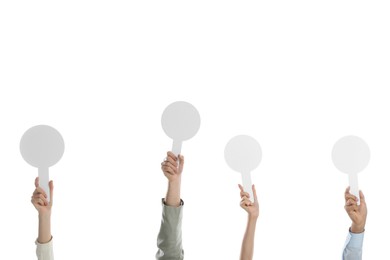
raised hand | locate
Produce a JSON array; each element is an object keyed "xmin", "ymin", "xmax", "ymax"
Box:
[
  {"xmin": 31, "ymin": 177, "xmax": 53, "ymax": 217},
  {"xmin": 161, "ymin": 151, "xmax": 184, "ymax": 207},
  {"xmin": 239, "ymin": 184, "xmax": 259, "ymax": 219},
  {"xmin": 344, "ymin": 187, "xmax": 367, "ymax": 233},
  {"xmin": 161, "ymin": 151, "xmax": 184, "ymax": 182},
  {"xmin": 239, "ymin": 184, "xmax": 259, "ymax": 260}
]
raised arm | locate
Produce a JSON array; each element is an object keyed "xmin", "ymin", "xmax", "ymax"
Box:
[
  {"xmin": 239, "ymin": 184, "xmax": 259, "ymax": 260},
  {"xmin": 156, "ymin": 152, "xmax": 185, "ymax": 260},
  {"xmin": 342, "ymin": 187, "xmax": 367, "ymax": 260},
  {"xmin": 31, "ymin": 177, "xmax": 54, "ymax": 260},
  {"xmin": 162, "ymin": 151, "xmax": 184, "ymax": 207}
]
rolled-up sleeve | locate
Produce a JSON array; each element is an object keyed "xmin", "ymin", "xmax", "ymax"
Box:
[
  {"xmin": 36, "ymin": 237, "xmax": 54, "ymax": 260},
  {"xmin": 342, "ymin": 231, "xmax": 364, "ymax": 260},
  {"xmin": 156, "ymin": 199, "xmax": 184, "ymax": 260}
]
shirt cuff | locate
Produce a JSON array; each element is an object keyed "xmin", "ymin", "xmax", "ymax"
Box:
[
  {"xmin": 347, "ymin": 230, "xmax": 365, "ymax": 248},
  {"xmin": 35, "ymin": 236, "xmax": 53, "ymax": 251},
  {"xmin": 161, "ymin": 198, "xmax": 184, "ymax": 207}
]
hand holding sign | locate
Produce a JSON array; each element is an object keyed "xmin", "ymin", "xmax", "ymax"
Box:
[
  {"xmin": 225, "ymin": 135, "xmax": 262, "ymax": 203},
  {"xmin": 20, "ymin": 125, "xmax": 65, "ymax": 203},
  {"xmin": 161, "ymin": 101, "xmax": 201, "ymax": 156},
  {"xmin": 332, "ymin": 135, "xmax": 370, "ymax": 205}
]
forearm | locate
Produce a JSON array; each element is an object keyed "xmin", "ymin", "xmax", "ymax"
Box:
[
  {"xmin": 165, "ymin": 178, "xmax": 181, "ymax": 207},
  {"xmin": 38, "ymin": 214, "xmax": 52, "ymax": 244},
  {"xmin": 240, "ymin": 216, "xmax": 258, "ymax": 260}
]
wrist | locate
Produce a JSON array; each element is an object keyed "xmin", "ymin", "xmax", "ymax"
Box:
[
  {"xmin": 350, "ymin": 223, "xmax": 365, "ymax": 233},
  {"xmin": 39, "ymin": 212, "xmax": 51, "ymax": 220},
  {"xmin": 168, "ymin": 177, "xmax": 181, "ymax": 186},
  {"xmin": 248, "ymin": 214, "xmax": 259, "ymax": 221}
]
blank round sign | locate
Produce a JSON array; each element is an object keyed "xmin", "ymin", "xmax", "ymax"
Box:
[
  {"xmin": 161, "ymin": 101, "xmax": 201, "ymax": 155},
  {"xmin": 224, "ymin": 135, "xmax": 262, "ymax": 173},
  {"xmin": 20, "ymin": 125, "xmax": 64, "ymax": 203},
  {"xmin": 332, "ymin": 135, "xmax": 370, "ymax": 175},
  {"xmin": 20, "ymin": 125, "xmax": 65, "ymax": 168},
  {"xmin": 161, "ymin": 101, "xmax": 201, "ymax": 142},
  {"xmin": 225, "ymin": 135, "xmax": 262, "ymax": 203},
  {"xmin": 332, "ymin": 135, "xmax": 370, "ymax": 206}
]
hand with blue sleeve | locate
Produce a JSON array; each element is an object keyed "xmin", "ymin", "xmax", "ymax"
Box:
[
  {"xmin": 342, "ymin": 187, "xmax": 367, "ymax": 260},
  {"xmin": 344, "ymin": 187, "xmax": 367, "ymax": 234}
]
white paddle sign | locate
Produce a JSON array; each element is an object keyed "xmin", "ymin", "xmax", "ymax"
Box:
[
  {"xmin": 225, "ymin": 135, "xmax": 262, "ymax": 203},
  {"xmin": 20, "ymin": 125, "xmax": 65, "ymax": 202},
  {"xmin": 161, "ymin": 101, "xmax": 201, "ymax": 156},
  {"xmin": 332, "ymin": 135, "xmax": 370, "ymax": 205}
]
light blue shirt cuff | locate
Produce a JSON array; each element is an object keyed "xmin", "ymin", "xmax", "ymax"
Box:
[
  {"xmin": 347, "ymin": 231, "xmax": 364, "ymax": 248},
  {"xmin": 342, "ymin": 230, "xmax": 364, "ymax": 260}
]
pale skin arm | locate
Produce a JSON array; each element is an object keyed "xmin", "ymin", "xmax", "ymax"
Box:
[
  {"xmin": 344, "ymin": 187, "xmax": 367, "ymax": 233},
  {"xmin": 161, "ymin": 151, "xmax": 184, "ymax": 207},
  {"xmin": 31, "ymin": 177, "xmax": 54, "ymax": 244},
  {"xmin": 239, "ymin": 184, "xmax": 259, "ymax": 260}
]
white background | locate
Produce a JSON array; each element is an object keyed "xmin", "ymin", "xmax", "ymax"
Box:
[{"xmin": 1, "ymin": 1, "xmax": 389, "ymax": 259}]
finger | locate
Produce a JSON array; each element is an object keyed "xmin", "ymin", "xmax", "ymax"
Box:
[
  {"xmin": 163, "ymin": 161, "xmax": 177, "ymax": 171},
  {"xmin": 178, "ymin": 154, "xmax": 184, "ymax": 171},
  {"xmin": 33, "ymin": 193, "xmax": 47, "ymax": 202},
  {"xmin": 359, "ymin": 190, "xmax": 365, "ymax": 204},
  {"xmin": 240, "ymin": 199, "xmax": 248, "ymax": 208},
  {"xmin": 167, "ymin": 151, "xmax": 178, "ymax": 161},
  {"xmin": 37, "ymin": 198, "xmax": 47, "ymax": 206},
  {"xmin": 240, "ymin": 191, "xmax": 250, "ymax": 199},
  {"xmin": 35, "ymin": 177, "xmax": 39, "ymax": 188},
  {"xmin": 33, "ymin": 187, "xmax": 47, "ymax": 198},
  {"xmin": 344, "ymin": 187, "xmax": 359, "ymax": 202},
  {"xmin": 33, "ymin": 197, "xmax": 44, "ymax": 206},
  {"xmin": 166, "ymin": 156, "xmax": 178, "ymax": 168},
  {"xmin": 167, "ymin": 163, "xmax": 178, "ymax": 174},
  {"xmin": 345, "ymin": 193, "xmax": 357, "ymax": 202},
  {"xmin": 241, "ymin": 198, "xmax": 252, "ymax": 207},
  {"xmin": 161, "ymin": 164, "xmax": 174, "ymax": 175},
  {"xmin": 162, "ymin": 165, "xmax": 176, "ymax": 175},
  {"xmin": 162, "ymin": 166, "xmax": 175, "ymax": 175},
  {"xmin": 345, "ymin": 199, "xmax": 356, "ymax": 207},
  {"xmin": 238, "ymin": 184, "xmax": 244, "ymax": 192},
  {"xmin": 49, "ymin": 180, "xmax": 54, "ymax": 205},
  {"xmin": 240, "ymin": 196, "xmax": 250, "ymax": 203},
  {"xmin": 252, "ymin": 184, "xmax": 258, "ymax": 202},
  {"xmin": 344, "ymin": 186, "xmax": 351, "ymax": 197},
  {"xmin": 240, "ymin": 202, "xmax": 248, "ymax": 209}
]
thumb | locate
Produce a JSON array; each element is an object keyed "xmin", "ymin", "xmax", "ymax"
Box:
[
  {"xmin": 35, "ymin": 177, "xmax": 39, "ymax": 188},
  {"xmin": 178, "ymin": 154, "xmax": 184, "ymax": 170},
  {"xmin": 49, "ymin": 181, "xmax": 54, "ymax": 205},
  {"xmin": 252, "ymin": 184, "xmax": 258, "ymax": 202},
  {"xmin": 359, "ymin": 190, "xmax": 365, "ymax": 204}
]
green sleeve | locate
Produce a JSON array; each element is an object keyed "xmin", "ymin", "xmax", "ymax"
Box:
[{"xmin": 156, "ymin": 199, "xmax": 184, "ymax": 260}]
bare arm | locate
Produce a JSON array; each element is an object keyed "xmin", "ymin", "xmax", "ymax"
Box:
[
  {"xmin": 161, "ymin": 151, "xmax": 184, "ymax": 207},
  {"xmin": 31, "ymin": 177, "xmax": 54, "ymax": 244},
  {"xmin": 239, "ymin": 184, "xmax": 259, "ymax": 260}
]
